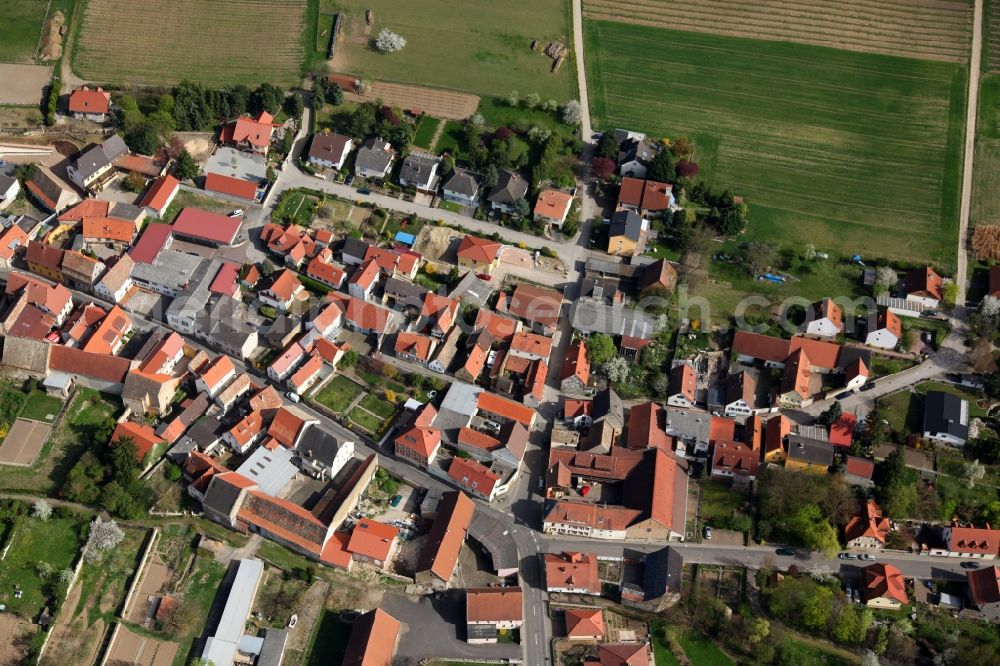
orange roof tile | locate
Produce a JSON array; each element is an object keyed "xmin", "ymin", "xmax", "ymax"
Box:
[
  {"xmin": 466, "ymin": 587, "xmax": 523, "ymax": 623},
  {"xmin": 476, "ymin": 391, "xmax": 535, "ymax": 427},
  {"xmin": 200, "ymin": 355, "xmax": 235, "ymax": 391},
  {"xmin": 112, "ymin": 421, "xmax": 165, "ymax": 460},
  {"xmin": 534, "ymin": 189, "xmax": 573, "ymax": 221},
  {"xmin": 347, "ymin": 518, "xmax": 399, "ymax": 563},
  {"xmin": 416, "ymin": 491, "xmax": 475, "ymax": 583}
]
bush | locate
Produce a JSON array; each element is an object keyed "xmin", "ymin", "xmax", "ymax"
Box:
[
  {"xmin": 374, "ymin": 29, "xmax": 407, "ymax": 53},
  {"xmin": 43, "ymin": 78, "xmax": 61, "ymax": 126}
]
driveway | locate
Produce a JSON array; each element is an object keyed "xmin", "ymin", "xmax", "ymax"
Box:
[{"xmin": 379, "ymin": 590, "xmax": 522, "ymax": 662}]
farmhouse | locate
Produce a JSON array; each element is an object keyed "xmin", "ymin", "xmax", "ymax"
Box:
[
  {"xmin": 67, "ymin": 134, "xmax": 128, "ymax": 191},
  {"xmin": 26, "ymin": 166, "xmax": 81, "ymax": 213},
  {"xmin": 465, "ymin": 588, "xmax": 523, "ymax": 644},
  {"xmin": 68, "ymin": 86, "xmax": 112, "ymax": 121}
]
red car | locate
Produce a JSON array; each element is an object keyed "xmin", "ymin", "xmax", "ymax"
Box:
[{"xmin": 476, "ymin": 273, "xmax": 493, "ymax": 282}]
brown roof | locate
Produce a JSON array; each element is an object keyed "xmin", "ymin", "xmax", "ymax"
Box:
[
  {"xmin": 544, "ymin": 552, "xmax": 600, "ymax": 594},
  {"xmin": 711, "ymin": 440, "xmax": 760, "ymax": 477},
  {"xmin": 875, "ymin": 308, "xmax": 903, "ymax": 338},
  {"xmin": 395, "ymin": 331, "xmax": 436, "ymax": 361},
  {"xmin": 669, "ymin": 363, "xmax": 696, "ymax": 403},
  {"xmin": 904, "ymin": 267, "xmax": 943, "ymax": 300},
  {"xmin": 844, "ymin": 455, "xmax": 875, "ymax": 480},
  {"xmin": 565, "ymin": 608, "xmax": 605, "ymax": 638},
  {"xmin": 543, "ymin": 500, "xmax": 640, "ymax": 533},
  {"xmin": 50, "ymin": 344, "xmax": 131, "ymax": 382},
  {"xmin": 561, "ymin": 341, "xmax": 590, "ymax": 386},
  {"xmin": 617, "ymin": 177, "xmax": 644, "ymax": 207},
  {"xmin": 598, "ymin": 643, "xmax": 650, "ymax": 666},
  {"xmin": 476, "ymin": 391, "xmax": 535, "ymax": 427},
  {"xmin": 26, "ymin": 241, "xmax": 64, "ymax": 272},
  {"xmin": 475, "ymin": 309, "xmax": 520, "ymax": 341},
  {"xmin": 238, "ymin": 490, "xmax": 330, "ymax": 556},
  {"xmin": 457, "ymin": 235, "xmax": 501, "ymax": 264},
  {"xmin": 626, "ymin": 402, "xmax": 672, "ymax": 451},
  {"xmin": 504, "ymin": 283, "xmax": 562, "ymax": 329},
  {"xmin": 863, "ymin": 563, "xmax": 907, "ymax": 605},
  {"xmin": 968, "ymin": 565, "xmax": 1000, "ymax": 607},
  {"xmin": 947, "ymin": 526, "xmax": 1000, "ymax": 556},
  {"xmin": 308, "ymin": 132, "xmax": 352, "ymax": 162},
  {"xmin": 548, "ymin": 447, "xmax": 644, "ymax": 482},
  {"xmin": 343, "ymin": 608, "xmax": 401, "ymax": 666},
  {"xmin": 394, "ymin": 424, "xmax": 441, "ymax": 459},
  {"xmin": 417, "ymin": 491, "xmax": 475, "ymax": 583},
  {"xmin": 466, "ymin": 587, "xmax": 523, "ymax": 623}
]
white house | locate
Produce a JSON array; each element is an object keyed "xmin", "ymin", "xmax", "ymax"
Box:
[
  {"xmin": 0, "ymin": 174, "xmax": 20, "ymax": 211},
  {"xmin": 805, "ymin": 298, "xmax": 843, "ymax": 338},
  {"xmin": 442, "ymin": 168, "xmax": 481, "ymax": 207},
  {"xmin": 67, "ymin": 134, "xmax": 127, "ymax": 191},
  {"xmin": 268, "ymin": 343, "xmax": 306, "ymax": 383},
  {"xmin": 398, "ymin": 153, "xmax": 439, "ymax": 193},
  {"xmin": 307, "ymin": 132, "xmax": 353, "ymax": 170},
  {"xmin": 354, "ymin": 136, "xmax": 395, "ymax": 180},
  {"xmin": 866, "ymin": 308, "xmax": 902, "ymax": 350},
  {"xmin": 94, "ymin": 255, "xmax": 135, "ymax": 304},
  {"xmin": 922, "ymin": 391, "xmax": 969, "ymax": 447}
]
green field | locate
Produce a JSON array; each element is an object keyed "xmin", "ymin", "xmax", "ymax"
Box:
[
  {"xmin": 314, "ymin": 375, "xmax": 365, "ymax": 414},
  {"xmin": 0, "ymin": 515, "xmax": 85, "ymax": 617},
  {"xmin": 972, "ymin": 73, "xmax": 1000, "ymax": 229},
  {"xmin": 585, "ymin": 20, "xmax": 967, "ymax": 270},
  {"xmin": 305, "ymin": 608, "xmax": 352, "ymax": 666},
  {"xmin": 678, "ymin": 631, "xmax": 735, "ymax": 666},
  {"xmin": 359, "ymin": 394, "xmax": 396, "ymax": 419},
  {"xmin": 330, "ymin": 0, "xmax": 576, "ymax": 100},
  {"xmin": 0, "ymin": 0, "xmax": 48, "ymax": 63},
  {"xmin": 413, "ymin": 115, "xmax": 442, "ymax": 150},
  {"xmin": 20, "ymin": 390, "xmax": 64, "ymax": 422},
  {"xmin": 74, "ymin": 0, "xmax": 307, "ymax": 86},
  {"xmin": 348, "ymin": 406, "xmax": 389, "ymax": 435}
]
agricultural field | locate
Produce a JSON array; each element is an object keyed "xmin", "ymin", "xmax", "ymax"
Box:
[
  {"xmin": 972, "ymin": 74, "xmax": 1000, "ymax": 229},
  {"xmin": 73, "ymin": 0, "xmax": 307, "ymax": 86},
  {"xmin": 585, "ymin": 20, "xmax": 967, "ymax": 270},
  {"xmin": 413, "ymin": 115, "xmax": 443, "ymax": 150},
  {"xmin": 583, "ymin": 0, "xmax": 972, "ymax": 63},
  {"xmin": 0, "ymin": 0, "xmax": 51, "ymax": 63},
  {"xmin": 330, "ymin": 0, "xmax": 576, "ymax": 101}
]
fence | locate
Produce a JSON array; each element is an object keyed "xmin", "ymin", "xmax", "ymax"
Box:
[{"xmin": 327, "ymin": 13, "xmax": 342, "ymax": 60}]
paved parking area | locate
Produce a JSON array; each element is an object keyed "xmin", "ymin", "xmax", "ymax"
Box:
[
  {"xmin": 204, "ymin": 147, "xmax": 267, "ymax": 182},
  {"xmin": 380, "ymin": 590, "xmax": 522, "ymax": 662}
]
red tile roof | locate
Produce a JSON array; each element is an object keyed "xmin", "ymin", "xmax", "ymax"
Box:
[
  {"xmin": 448, "ymin": 456, "xmax": 500, "ymax": 496},
  {"xmin": 68, "ymin": 86, "xmax": 111, "ymax": 114},
  {"xmin": 626, "ymin": 402, "xmax": 672, "ymax": 451},
  {"xmin": 129, "ymin": 222, "xmax": 172, "ymax": 263},
  {"xmin": 364, "ymin": 245, "xmax": 419, "ymax": 276},
  {"xmin": 112, "ymin": 421, "xmax": 165, "ymax": 460},
  {"xmin": 765, "ymin": 415, "xmax": 791, "ymax": 456},
  {"xmin": 947, "ymin": 526, "xmax": 1000, "ymax": 556},
  {"xmin": 327, "ymin": 293, "xmax": 394, "ymax": 335},
  {"xmin": 968, "ymin": 565, "xmax": 1000, "ymax": 608},
  {"xmin": 845, "ymin": 500, "xmax": 889, "ymax": 544},
  {"xmin": 417, "ymin": 491, "xmax": 475, "ymax": 583},
  {"xmin": 172, "ymin": 208, "xmax": 242, "ymax": 245},
  {"xmin": 140, "ymin": 175, "xmax": 180, "ymax": 212},
  {"xmin": 618, "ymin": 177, "xmax": 644, "ymax": 207},
  {"xmin": 82, "ymin": 216, "xmax": 135, "ymax": 243},
  {"xmin": 565, "ymin": 608, "xmax": 605, "ymax": 638},
  {"xmin": 876, "ymin": 308, "xmax": 903, "ymax": 338},
  {"xmin": 475, "ymin": 309, "xmax": 519, "ymax": 341},
  {"xmin": 200, "ymin": 355, "xmax": 235, "ymax": 392},
  {"xmin": 209, "ymin": 261, "xmax": 241, "ymax": 297},
  {"xmin": 598, "ymin": 643, "xmax": 650, "ymax": 666},
  {"xmin": 641, "ymin": 179, "xmax": 671, "ymax": 211},
  {"xmin": 228, "ymin": 410, "xmax": 264, "ymax": 448},
  {"xmin": 58, "ymin": 198, "xmax": 110, "ymax": 223},
  {"xmin": 561, "ymin": 341, "xmax": 590, "ymax": 386},
  {"xmin": 863, "ymin": 563, "xmax": 907, "ymax": 605},
  {"xmin": 342, "ymin": 608, "xmax": 401, "ymax": 666},
  {"xmin": 238, "ymin": 489, "xmax": 329, "ymax": 556},
  {"xmin": 543, "ymin": 500, "xmax": 640, "ymax": 533},
  {"xmin": 420, "ymin": 293, "xmax": 458, "ymax": 332},
  {"xmin": 544, "ymin": 552, "xmax": 600, "ymax": 594},
  {"xmin": 509, "ymin": 330, "xmax": 552, "ymax": 359},
  {"xmin": 476, "ymin": 391, "xmax": 535, "ymax": 427},
  {"xmin": 268, "ymin": 406, "xmax": 310, "ymax": 448},
  {"xmin": 711, "ymin": 440, "xmax": 760, "ymax": 477},
  {"xmin": 220, "ymin": 112, "xmax": 275, "ymax": 148},
  {"xmin": 904, "ymin": 267, "xmax": 943, "ymax": 301},
  {"xmin": 50, "ymin": 345, "xmax": 131, "ymax": 383},
  {"xmin": 534, "ymin": 189, "xmax": 573, "ymax": 221},
  {"xmin": 829, "ymin": 413, "xmax": 858, "ymax": 447},
  {"xmin": 270, "ymin": 343, "xmax": 305, "ymax": 377},
  {"xmin": 816, "ymin": 298, "xmax": 843, "ymax": 329},
  {"xmin": 844, "ymin": 455, "xmax": 875, "ymax": 480},
  {"xmin": 267, "ymin": 269, "xmax": 304, "ymax": 301},
  {"xmin": 504, "ymin": 283, "xmax": 562, "ymax": 329},
  {"xmin": 466, "ymin": 587, "xmax": 523, "ymax": 622},
  {"xmin": 319, "ymin": 531, "xmax": 353, "ymax": 570},
  {"xmin": 289, "ymin": 354, "xmax": 324, "ymax": 392},
  {"xmin": 81, "ymin": 304, "xmax": 132, "ymax": 355},
  {"xmin": 457, "ymin": 427, "xmax": 502, "ymax": 452},
  {"xmin": 0, "ymin": 224, "xmax": 28, "ymax": 261},
  {"xmin": 394, "ymin": 424, "xmax": 441, "ymax": 459},
  {"xmin": 347, "ymin": 518, "xmax": 399, "ymax": 563},
  {"xmin": 781, "ymin": 347, "xmax": 811, "ymax": 399},
  {"xmin": 204, "ymin": 172, "xmax": 258, "ymax": 201},
  {"xmin": 457, "ymin": 235, "xmax": 501, "ymax": 264}
]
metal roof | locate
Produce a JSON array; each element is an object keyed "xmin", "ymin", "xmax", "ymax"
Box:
[{"xmin": 235, "ymin": 443, "xmax": 298, "ymax": 496}]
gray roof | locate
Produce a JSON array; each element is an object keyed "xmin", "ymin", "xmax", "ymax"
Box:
[
  {"xmin": 0, "ymin": 174, "xmax": 17, "ymax": 194},
  {"xmin": 468, "ymin": 508, "xmax": 519, "ymax": 572},
  {"xmin": 257, "ymin": 628, "xmax": 289, "ymax": 666},
  {"xmin": 609, "ymin": 209, "xmax": 646, "ymax": 242},
  {"xmin": 296, "ymin": 427, "xmax": 350, "ymax": 467},
  {"xmin": 643, "ymin": 545, "xmax": 683, "ymax": 599},
  {"xmin": 134, "ymin": 249, "xmax": 206, "ymax": 293},
  {"xmin": 202, "ymin": 472, "xmax": 247, "ymax": 517},
  {"xmin": 355, "ymin": 136, "xmax": 394, "ymax": 174},
  {"xmin": 383, "ymin": 276, "xmax": 429, "ymax": 309},
  {"xmin": 236, "ymin": 443, "xmax": 297, "ymax": 496},
  {"xmin": 487, "ymin": 170, "xmax": 528, "ymax": 205},
  {"xmin": 585, "ymin": 256, "xmax": 640, "ymax": 279},
  {"xmin": 399, "ymin": 153, "xmax": 439, "ymax": 188},
  {"xmin": 340, "ymin": 237, "xmax": 372, "ymax": 261},
  {"xmin": 618, "ymin": 137, "xmax": 657, "ymax": 168},
  {"xmin": 185, "ymin": 416, "xmax": 224, "ymax": 449},
  {"xmin": 265, "ymin": 315, "xmax": 302, "ymax": 346},
  {"xmin": 72, "ymin": 135, "xmax": 128, "ymax": 182},
  {"xmin": 923, "ymin": 391, "xmax": 969, "ymax": 441},
  {"xmin": 443, "ymin": 168, "xmax": 480, "ymax": 197},
  {"xmin": 592, "ymin": 388, "xmax": 623, "ymax": 431},
  {"xmin": 202, "ymin": 558, "xmax": 265, "ymax": 661},
  {"xmin": 448, "ymin": 271, "xmax": 494, "ymax": 308},
  {"xmin": 664, "ymin": 407, "xmax": 711, "ymax": 444},
  {"xmin": 466, "ymin": 624, "xmax": 497, "ymax": 640},
  {"xmin": 787, "ymin": 434, "xmax": 834, "ymax": 467},
  {"xmin": 109, "ymin": 201, "xmax": 144, "ymax": 222},
  {"xmin": 569, "ymin": 298, "xmax": 657, "ymax": 339}
]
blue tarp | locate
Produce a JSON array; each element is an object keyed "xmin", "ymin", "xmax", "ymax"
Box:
[{"xmin": 394, "ymin": 231, "xmax": 416, "ymax": 246}]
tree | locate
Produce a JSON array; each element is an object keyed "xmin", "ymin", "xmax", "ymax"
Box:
[
  {"xmin": 965, "ymin": 458, "xmax": 986, "ymax": 488},
  {"xmin": 862, "ymin": 650, "xmax": 881, "ymax": 666},
  {"xmin": 591, "ymin": 157, "xmax": 615, "ymax": 180},
  {"xmin": 670, "ymin": 136, "xmax": 694, "ymax": 159},
  {"xmin": 942, "ymin": 281, "xmax": 958, "ymax": 307},
  {"xmin": 513, "ymin": 197, "xmax": 530, "ymax": 219},
  {"xmin": 801, "ymin": 585, "xmax": 834, "ymax": 631},
  {"xmin": 604, "ymin": 356, "xmax": 630, "ymax": 383},
  {"xmin": 820, "ymin": 401, "xmax": 842, "ymax": 426},
  {"xmin": 586, "ymin": 334, "xmax": 616, "ymax": 365},
  {"xmin": 250, "ymin": 83, "xmax": 284, "ymax": 115},
  {"xmin": 124, "ymin": 172, "xmax": 146, "ymax": 193},
  {"xmin": 374, "ymin": 29, "xmax": 407, "ymax": 53},
  {"xmin": 875, "ymin": 266, "xmax": 897, "ymax": 294},
  {"xmin": 524, "ymin": 92, "xmax": 541, "ymax": 109},
  {"xmin": 85, "ymin": 517, "xmax": 125, "ymax": 563},
  {"xmin": 349, "ymin": 103, "xmax": 377, "ymax": 136},
  {"xmin": 173, "ymin": 149, "xmax": 199, "ymax": 181},
  {"xmin": 44, "ymin": 77, "xmax": 61, "ymax": 126},
  {"xmin": 597, "ymin": 132, "xmax": 619, "ymax": 159},
  {"xmin": 14, "ymin": 162, "xmax": 38, "ymax": 184},
  {"xmin": 648, "ymin": 149, "xmax": 675, "ymax": 183},
  {"xmin": 833, "ymin": 606, "xmax": 860, "ymax": 644},
  {"xmin": 111, "ymin": 437, "xmax": 140, "ymax": 485},
  {"xmin": 469, "ymin": 112, "xmax": 485, "ymax": 126},
  {"xmin": 561, "ymin": 100, "xmax": 581, "ymax": 125},
  {"xmin": 31, "ymin": 499, "xmax": 52, "ymax": 521},
  {"xmin": 36, "ymin": 561, "xmax": 53, "ymax": 579},
  {"xmin": 787, "ymin": 504, "xmax": 840, "ymax": 556},
  {"xmin": 284, "ymin": 91, "xmax": 304, "ymax": 118},
  {"xmin": 266, "ymin": 165, "xmax": 277, "ymax": 183},
  {"xmin": 124, "ymin": 123, "xmax": 162, "ymax": 155},
  {"xmin": 506, "ymin": 90, "xmax": 520, "ymax": 107},
  {"xmin": 173, "ymin": 80, "xmax": 210, "ymax": 131},
  {"xmin": 58, "ymin": 568, "xmax": 74, "ymax": 586},
  {"xmin": 676, "ymin": 159, "xmax": 699, "ymax": 179},
  {"xmin": 483, "ymin": 164, "xmax": 499, "ymax": 189}
]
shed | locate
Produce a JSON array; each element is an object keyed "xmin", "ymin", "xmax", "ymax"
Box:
[
  {"xmin": 43, "ymin": 371, "xmax": 73, "ymax": 398},
  {"xmin": 394, "ymin": 231, "xmax": 416, "ymax": 246}
]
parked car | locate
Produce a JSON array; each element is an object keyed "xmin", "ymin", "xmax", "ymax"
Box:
[
  {"xmin": 286, "ymin": 391, "xmax": 301, "ymax": 403},
  {"xmin": 357, "ymin": 186, "xmax": 371, "ymax": 195},
  {"xmin": 961, "ymin": 561, "xmax": 981, "ymax": 569},
  {"xmin": 288, "ymin": 614, "xmax": 298, "ymax": 628},
  {"xmin": 860, "ymin": 553, "xmax": 876, "ymax": 561},
  {"xmin": 835, "ymin": 390, "xmax": 855, "ymax": 400},
  {"xmin": 390, "ymin": 495, "xmax": 402, "ymax": 507},
  {"xmin": 838, "ymin": 552, "xmax": 858, "ymax": 560},
  {"xmin": 860, "ymin": 383, "xmax": 876, "ymax": 392},
  {"xmin": 703, "ymin": 526, "xmax": 713, "ymax": 540},
  {"xmin": 775, "ymin": 547, "xmax": 796, "ymax": 557},
  {"xmin": 476, "ymin": 273, "xmax": 493, "ymax": 282},
  {"xmin": 228, "ymin": 209, "xmax": 244, "ymax": 218}
]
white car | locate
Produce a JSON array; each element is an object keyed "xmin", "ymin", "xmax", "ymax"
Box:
[
  {"xmin": 286, "ymin": 391, "xmax": 301, "ymax": 403},
  {"xmin": 228, "ymin": 209, "xmax": 245, "ymax": 218},
  {"xmin": 288, "ymin": 614, "xmax": 298, "ymax": 629}
]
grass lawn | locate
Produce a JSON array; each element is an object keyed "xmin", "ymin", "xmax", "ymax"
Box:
[
  {"xmin": 678, "ymin": 631, "xmax": 735, "ymax": 666},
  {"xmin": 699, "ymin": 478, "xmax": 751, "ymax": 534},
  {"xmin": 167, "ymin": 554, "xmax": 227, "ymax": 659},
  {"xmin": 0, "ymin": 0, "xmax": 49, "ymax": 63},
  {"xmin": 413, "ymin": 115, "xmax": 442, "ymax": 150},
  {"xmin": 74, "ymin": 0, "xmax": 306, "ymax": 86},
  {"xmin": 435, "ymin": 120, "xmax": 466, "ymax": 157},
  {"xmin": 360, "ymin": 394, "xmax": 397, "ymax": 419},
  {"xmin": 0, "ymin": 515, "xmax": 86, "ymax": 618},
  {"xmin": 305, "ymin": 608, "xmax": 352, "ymax": 666},
  {"xmin": 878, "ymin": 390, "xmax": 922, "ymax": 441},
  {"xmin": 649, "ymin": 622, "xmax": 682, "ymax": 666},
  {"xmin": 275, "ymin": 189, "xmax": 322, "ymax": 226},
  {"xmin": 438, "ymin": 200, "xmax": 464, "ymax": 214},
  {"xmin": 162, "ymin": 189, "xmax": 232, "ymax": 223},
  {"xmin": 330, "ymin": 0, "xmax": 575, "ymax": 100},
  {"xmin": 19, "ymin": 390, "xmax": 64, "ymax": 422},
  {"xmin": 870, "ymin": 356, "xmax": 918, "ymax": 379},
  {"xmin": 916, "ymin": 381, "xmax": 989, "ymax": 417},
  {"xmin": 348, "ymin": 406, "xmax": 389, "ymax": 435},
  {"xmin": 586, "ymin": 19, "xmax": 967, "ymax": 271},
  {"xmin": 72, "ymin": 527, "xmax": 146, "ymax": 628},
  {"xmin": 0, "ymin": 389, "xmax": 122, "ymax": 494},
  {"xmin": 314, "ymin": 375, "xmax": 365, "ymax": 414},
  {"xmin": 777, "ymin": 637, "xmax": 857, "ymax": 666}
]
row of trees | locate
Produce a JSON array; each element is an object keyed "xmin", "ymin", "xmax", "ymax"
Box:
[{"xmin": 172, "ymin": 80, "xmax": 289, "ymax": 132}]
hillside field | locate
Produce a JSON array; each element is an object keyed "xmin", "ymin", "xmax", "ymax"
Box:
[
  {"xmin": 73, "ymin": 0, "xmax": 307, "ymax": 86},
  {"xmin": 329, "ymin": 0, "xmax": 576, "ymax": 101},
  {"xmin": 585, "ymin": 19, "xmax": 967, "ymax": 270}
]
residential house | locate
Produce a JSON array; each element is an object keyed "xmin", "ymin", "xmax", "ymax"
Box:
[
  {"xmin": 607, "ymin": 209, "xmax": 648, "ymax": 257},
  {"xmin": 501, "ymin": 283, "xmax": 562, "ymax": 335},
  {"xmin": 395, "ymin": 422, "xmax": 442, "ymax": 468},
  {"xmin": 81, "ymin": 216, "xmax": 136, "ymax": 249},
  {"xmin": 476, "ymin": 389, "xmax": 537, "ymax": 430},
  {"xmin": 139, "ymin": 174, "xmax": 180, "ymax": 218},
  {"xmin": 777, "ymin": 347, "xmax": 813, "ymax": 408},
  {"xmin": 534, "ymin": 189, "xmax": 573, "ymax": 229},
  {"xmin": 565, "ymin": 608, "xmax": 605, "ymax": 640},
  {"xmin": 904, "ymin": 267, "xmax": 943, "ymax": 308},
  {"xmin": 305, "ymin": 301, "xmax": 343, "ymax": 343},
  {"xmin": 723, "ymin": 369, "xmax": 766, "ymax": 418},
  {"xmin": 398, "ymin": 153, "xmax": 440, "ymax": 193},
  {"xmin": 347, "ymin": 518, "xmax": 399, "ymax": 570},
  {"xmin": 68, "ymin": 86, "xmax": 112, "ymax": 121},
  {"xmin": 863, "ymin": 563, "xmax": 908, "ymax": 609},
  {"xmin": 863, "ymin": 310, "xmax": 902, "ymax": 351},
  {"xmin": 260, "ymin": 269, "xmax": 305, "ymax": 312},
  {"xmin": 67, "ymin": 134, "xmax": 128, "ymax": 191},
  {"xmin": 710, "ymin": 439, "xmax": 760, "ymax": 481},
  {"xmin": 25, "ymin": 166, "xmax": 80, "ymax": 213},
  {"xmin": 80, "ymin": 305, "xmax": 132, "ymax": 355},
  {"xmin": 844, "ymin": 455, "xmax": 875, "ymax": 488},
  {"xmin": 94, "ymin": 255, "xmax": 135, "ymax": 304},
  {"xmin": 596, "ymin": 643, "xmax": 652, "ymax": 666},
  {"xmin": 307, "ymin": 132, "xmax": 353, "ymax": 170},
  {"xmin": 420, "ymin": 293, "xmax": 459, "ymax": 338},
  {"xmin": 934, "ymin": 525, "xmax": 1000, "ymax": 559},
  {"xmin": 617, "ymin": 177, "xmax": 673, "ymax": 217},
  {"xmin": 487, "ymin": 170, "xmax": 529, "ymax": 215},
  {"xmin": 295, "ymin": 426, "xmax": 355, "ymax": 480},
  {"xmin": 267, "ymin": 405, "xmax": 317, "ymax": 449},
  {"xmin": 667, "ymin": 363, "xmax": 697, "ymax": 408},
  {"xmin": 347, "ymin": 259, "xmax": 380, "ymax": 300},
  {"xmin": 806, "ymin": 298, "xmax": 843, "ymax": 338},
  {"xmin": 442, "ymin": 168, "xmax": 481, "ymax": 207},
  {"xmin": 456, "ymin": 234, "xmax": 501, "ymax": 274},
  {"xmin": 618, "ymin": 135, "xmax": 658, "ymax": 178},
  {"xmin": 626, "ymin": 402, "xmax": 672, "ymax": 452},
  {"xmin": 195, "ymin": 355, "xmax": 236, "ymax": 399},
  {"xmin": 544, "ymin": 552, "xmax": 600, "ymax": 595},
  {"xmin": 288, "ymin": 354, "xmax": 324, "ymax": 395},
  {"xmin": 364, "ymin": 245, "xmax": 420, "ymax": 280},
  {"xmin": 340, "ymin": 237, "xmax": 372, "ymax": 267},
  {"xmin": 785, "ymin": 434, "xmax": 833, "ymax": 474},
  {"xmin": 224, "ymin": 410, "xmax": 265, "ymax": 454},
  {"xmin": 342, "ymin": 609, "xmax": 402, "ymax": 666},
  {"xmin": 0, "ymin": 174, "xmax": 20, "ymax": 211},
  {"xmin": 61, "ymin": 251, "xmax": 105, "ymax": 291},
  {"xmin": 327, "ymin": 293, "xmax": 398, "ymax": 342},
  {"xmin": 219, "ymin": 111, "xmax": 275, "ymax": 154},
  {"xmin": 845, "ymin": 500, "xmax": 890, "ymax": 550},
  {"xmin": 306, "ymin": 248, "xmax": 347, "ymax": 288},
  {"xmin": 0, "ymin": 222, "xmax": 28, "ymax": 267},
  {"xmin": 465, "ymin": 588, "xmax": 523, "ymax": 644},
  {"xmin": 25, "ymin": 241, "xmax": 64, "ymax": 281},
  {"xmin": 111, "ymin": 421, "xmax": 166, "ymax": 463},
  {"xmin": 354, "ymin": 136, "xmax": 395, "ymax": 180},
  {"xmin": 923, "ymin": 390, "xmax": 969, "ymax": 447},
  {"xmin": 560, "ymin": 341, "xmax": 591, "ymax": 395},
  {"xmin": 448, "ymin": 456, "xmax": 501, "ymax": 502},
  {"xmin": 395, "ymin": 331, "xmax": 437, "ymax": 366},
  {"xmin": 764, "ymin": 415, "xmax": 791, "ymax": 464},
  {"xmin": 967, "ymin": 566, "xmax": 1000, "ymax": 622},
  {"xmin": 414, "ymin": 490, "xmax": 475, "ymax": 588}
]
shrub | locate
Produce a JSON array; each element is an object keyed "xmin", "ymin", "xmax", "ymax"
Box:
[{"xmin": 374, "ymin": 29, "xmax": 406, "ymax": 53}]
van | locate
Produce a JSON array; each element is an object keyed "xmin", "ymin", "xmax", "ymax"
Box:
[{"xmin": 286, "ymin": 391, "xmax": 301, "ymax": 403}]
